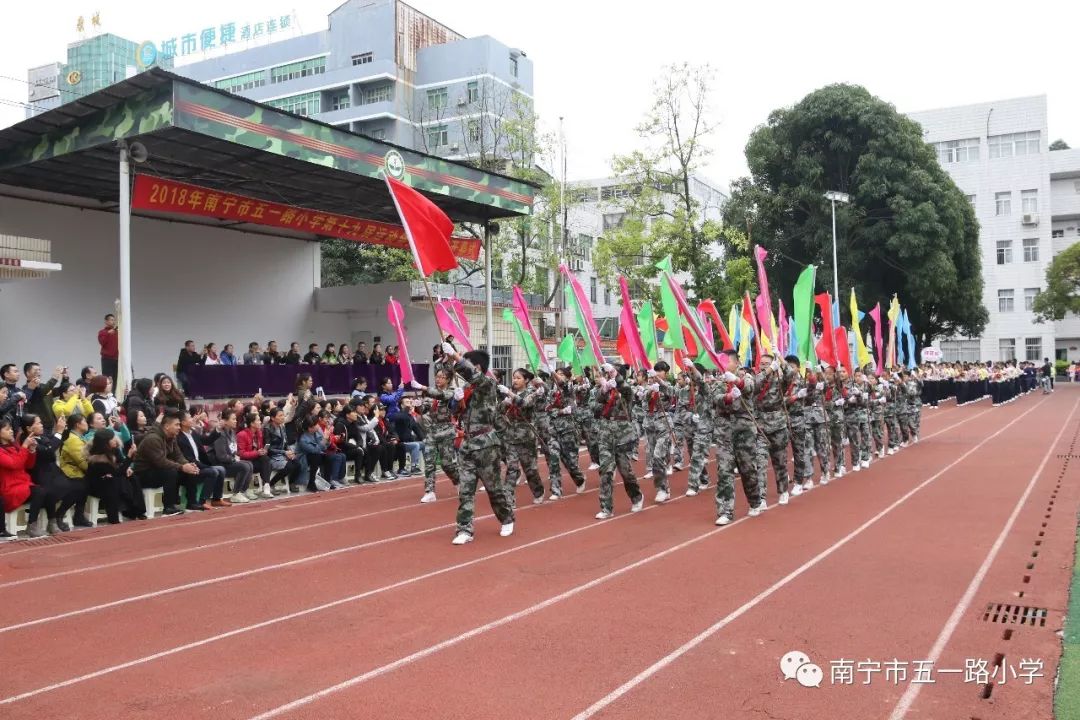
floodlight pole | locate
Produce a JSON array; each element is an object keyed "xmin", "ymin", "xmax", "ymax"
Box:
[{"xmin": 118, "ymin": 144, "xmax": 134, "ymax": 388}]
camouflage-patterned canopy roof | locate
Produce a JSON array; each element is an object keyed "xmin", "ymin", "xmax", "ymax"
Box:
[{"xmin": 0, "ymin": 68, "xmax": 536, "ymax": 227}]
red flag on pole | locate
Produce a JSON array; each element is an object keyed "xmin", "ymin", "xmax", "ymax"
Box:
[
  {"xmin": 815, "ymin": 292, "xmax": 837, "ymax": 368},
  {"xmin": 384, "ymin": 175, "xmax": 458, "ymax": 276},
  {"xmin": 834, "ymin": 326, "xmax": 853, "ymax": 375}
]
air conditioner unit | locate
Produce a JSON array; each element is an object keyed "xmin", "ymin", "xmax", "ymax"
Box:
[
  {"xmin": 456, "ymin": 97, "xmax": 467, "ymax": 107},
  {"xmin": 1022, "ymin": 213, "xmax": 1039, "ymax": 226}
]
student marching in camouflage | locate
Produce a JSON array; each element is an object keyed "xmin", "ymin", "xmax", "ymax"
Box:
[
  {"xmin": 499, "ymin": 368, "xmax": 548, "ymax": 507},
  {"xmin": 411, "ymin": 368, "xmax": 459, "ymax": 503},
  {"xmin": 547, "ymin": 366, "xmax": 588, "ymax": 499},
  {"xmin": 754, "ymin": 350, "xmax": 797, "ymax": 505},
  {"xmin": 641, "ymin": 361, "xmax": 675, "ymax": 502},
  {"xmin": 715, "ymin": 350, "xmax": 765, "ymax": 522},
  {"xmin": 591, "ymin": 363, "xmax": 644, "ymax": 520}
]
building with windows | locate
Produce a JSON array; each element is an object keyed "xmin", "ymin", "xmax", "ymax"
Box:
[
  {"xmin": 175, "ymin": 0, "xmax": 532, "ymax": 163},
  {"xmin": 909, "ymin": 95, "xmax": 1080, "ymax": 363}
]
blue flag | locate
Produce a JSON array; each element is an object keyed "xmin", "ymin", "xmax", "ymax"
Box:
[{"xmin": 904, "ymin": 310, "xmax": 917, "ymax": 369}]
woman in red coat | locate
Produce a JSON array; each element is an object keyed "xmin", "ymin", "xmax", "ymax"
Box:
[
  {"xmin": 237, "ymin": 413, "xmax": 273, "ymax": 499},
  {"xmin": 0, "ymin": 418, "xmax": 38, "ymax": 526}
]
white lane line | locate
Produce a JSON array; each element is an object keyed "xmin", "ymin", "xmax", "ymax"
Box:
[
  {"xmin": 886, "ymin": 397, "xmax": 1080, "ymax": 720},
  {"xmin": 567, "ymin": 397, "xmax": 1048, "ymax": 720},
  {"xmin": 0, "ymin": 491, "xmax": 683, "ymax": 706},
  {"xmin": 242, "ymin": 405, "xmax": 1019, "ymax": 720}
]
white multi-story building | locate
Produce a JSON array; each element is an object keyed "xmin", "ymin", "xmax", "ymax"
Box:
[{"xmin": 909, "ymin": 95, "xmax": 1080, "ymax": 363}]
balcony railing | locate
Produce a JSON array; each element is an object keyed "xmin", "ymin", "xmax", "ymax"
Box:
[{"xmin": 410, "ymin": 281, "xmax": 548, "ymax": 309}]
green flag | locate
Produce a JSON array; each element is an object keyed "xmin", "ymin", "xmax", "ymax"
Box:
[
  {"xmin": 636, "ymin": 301, "xmax": 658, "ymax": 364},
  {"xmin": 557, "ymin": 333, "xmax": 582, "ymax": 376},
  {"xmin": 564, "ymin": 285, "xmax": 602, "ymax": 367},
  {"xmin": 793, "ymin": 265, "xmax": 817, "ymax": 365},
  {"xmin": 655, "ymin": 256, "xmax": 684, "ymax": 350},
  {"xmin": 503, "ymin": 307, "xmax": 542, "ymax": 372}
]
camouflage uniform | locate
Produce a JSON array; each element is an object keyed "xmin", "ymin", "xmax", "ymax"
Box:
[
  {"xmin": 685, "ymin": 372, "xmax": 712, "ymax": 492},
  {"xmin": 533, "ymin": 375, "xmax": 562, "ymax": 481},
  {"xmin": 673, "ymin": 377, "xmax": 695, "ymax": 466},
  {"xmin": 803, "ymin": 369, "xmax": 832, "ymax": 478},
  {"xmin": 501, "ymin": 383, "xmax": 546, "ymax": 503},
  {"xmin": 419, "ymin": 386, "xmax": 460, "ymax": 493},
  {"xmin": 713, "ymin": 371, "xmax": 763, "ymax": 518},
  {"xmin": 900, "ymin": 376, "xmax": 923, "ymax": 441},
  {"xmin": 574, "ymin": 377, "xmax": 600, "ymax": 466},
  {"xmin": 785, "ymin": 370, "xmax": 812, "ymax": 485},
  {"xmin": 643, "ymin": 376, "xmax": 676, "ymax": 491},
  {"xmin": 591, "ymin": 375, "xmax": 644, "ymax": 515},
  {"xmin": 548, "ymin": 378, "xmax": 587, "ymax": 495},
  {"xmin": 753, "ymin": 361, "xmax": 797, "ymax": 497},
  {"xmin": 868, "ymin": 382, "xmax": 887, "ymax": 454},
  {"xmin": 824, "ymin": 379, "xmax": 848, "ymax": 472},
  {"xmin": 883, "ymin": 379, "xmax": 903, "ymax": 449},
  {"xmin": 843, "ymin": 378, "xmax": 871, "ymax": 466},
  {"xmin": 453, "ymin": 358, "xmax": 514, "ymax": 537}
]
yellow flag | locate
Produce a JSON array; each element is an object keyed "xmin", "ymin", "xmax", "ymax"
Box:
[{"xmin": 850, "ymin": 287, "xmax": 872, "ymax": 369}]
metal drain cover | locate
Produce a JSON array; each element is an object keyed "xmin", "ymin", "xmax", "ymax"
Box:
[{"xmin": 982, "ymin": 603, "xmax": 1048, "ymax": 627}]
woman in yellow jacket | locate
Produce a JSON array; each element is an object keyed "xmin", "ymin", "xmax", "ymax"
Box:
[
  {"xmin": 52, "ymin": 384, "xmax": 93, "ymax": 421},
  {"xmin": 58, "ymin": 413, "xmax": 92, "ymax": 527}
]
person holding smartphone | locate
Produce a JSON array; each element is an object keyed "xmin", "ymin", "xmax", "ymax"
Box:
[{"xmin": 237, "ymin": 413, "xmax": 274, "ymax": 498}]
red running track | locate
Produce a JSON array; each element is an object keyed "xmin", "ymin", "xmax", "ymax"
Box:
[{"xmin": 0, "ymin": 392, "xmax": 1074, "ymax": 720}]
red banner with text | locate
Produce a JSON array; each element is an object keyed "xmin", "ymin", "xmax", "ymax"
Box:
[{"xmin": 131, "ymin": 175, "xmax": 481, "ymax": 261}]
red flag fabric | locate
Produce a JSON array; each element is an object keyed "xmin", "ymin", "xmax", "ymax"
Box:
[
  {"xmin": 834, "ymin": 326, "xmax": 853, "ymax": 375},
  {"xmin": 385, "ymin": 175, "xmax": 457, "ymax": 276},
  {"xmin": 742, "ymin": 293, "xmax": 761, "ymax": 370},
  {"xmin": 815, "ymin": 292, "xmax": 836, "ymax": 368},
  {"xmin": 386, "ymin": 297, "xmax": 414, "ymax": 384},
  {"xmin": 869, "ymin": 303, "xmax": 884, "ymax": 376},
  {"xmin": 697, "ymin": 299, "xmax": 734, "ymax": 351},
  {"xmin": 616, "ymin": 324, "xmax": 633, "ymax": 367}
]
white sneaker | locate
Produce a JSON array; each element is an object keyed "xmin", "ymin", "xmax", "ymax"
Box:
[
  {"xmin": 755, "ymin": 501, "xmax": 768, "ymax": 513},
  {"xmin": 878, "ymin": 449, "xmax": 885, "ymax": 459},
  {"xmin": 860, "ymin": 460, "xmax": 870, "ymax": 469},
  {"xmin": 820, "ymin": 474, "xmax": 830, "ymax": 485},
  {"xmin": 245, "ymin": 489, "xmax": 258, "ymax": 500},
  {"xmin": 532, "ymin": 496, "xmax": 544, "ymax": 505},
  {"xmin": 748, "ymin": 506, "xmax": 762, "ymax": 518},
  {"xmin": 230, "ymin": 492, "xmax": 250, "ymax": 504},
  {"xmin": 630, "ymin": 498, "xmax": 644, "ymax": 512},
  {"xmin": 715, "ymin": 515, "xmax": 731, "ymax": 526},
  {"xmin": 452, "ymin": 532, "xmax": 473, "ymax": 545},
  {"xmin": 685, "ymin": 488, "xmax": 698, "ymax": 497},
  {"xmin": 887, "ymin": 447, "xmax": 897, "ymax": 456},
  {"xmin": 673, "ymin": 462, "xmax": 685, "ymax": 471},
  {"xmin": 913, "ymin": 435, "xmax": 920, "ymax": 444},
  {"xmin": 595, "ymin": 510, "xmax": 614, "ymax": 520},
  {"xmin": 790, "ymin": 485, "xmax": 803, "ymax": 497},
  {"xmin": 804, "ymin": 480, "xmax": 815, "ymax": 491},
  {"xmin": 836, "ymin": 466, "xmax": 846, "ymax": 478},
  {"xmin": 587, "ymin": 462, "xmax": 600, "ymax": 471},
  {"xmin": 643, "ymin": 470, "xmax": 654, "ymax": 479},
  {"xmin": 900, "ymin": 441, "xmax": 908, "ymax": 448},
  {"xmin": 477, "ymin": 484, "xmax": 486, "ymax": 493},
  {"xmin": 420, "ymin": 491, "xmax": 437, "ymax": 504},
  {"xmin": 853, "ymin": 463, "xmax": 862, "ymax": 473},
  {"xmin": 548, "ymin": 492, "xmax": 561, "ymax": 501},
  {"xmin": 666, "ymin": 466, "xmax": 673, "ymax": 476},
  {"xmin": 575, "ymin": 482, "xmax": 587, "ymax": 494},
  {"xmin": 655, "ymin": 489, "xmax": 670, "ymax": 503},
  {"xmin": 778, "ymin": 492, "xmax": 790, "ymax": 506},
  {"xmin": 499, "ymin": 522, "xmax": 514, "ymax": 537},
  {"xmin": 259, "ymin": 484, "xmax": 274, "ymax": 499}
]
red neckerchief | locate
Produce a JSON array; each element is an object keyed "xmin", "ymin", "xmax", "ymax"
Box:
[
  {"xmin": 602, "ymin": 388, "xmax": 620, "ymax": 418},
  {"xmin": 688, "ymin": 383, "xmax": 696, "ymax": 409},
  {"xmin": 377, "ymin": 418, "xmax": 386, "ymax": 434},
  {"xmin": 461, "ymin": 386, "xmax": 474, "ymax": 408},
  {"xmin": 431, "ymin": 399, "xmax": 439, "ymax": 415},
  {"xmin": 757, "ymin": 376, "xmax": 771, "ymax": 403},
  {"xmin": 549, "ymin": 388, "xmax": 562, "ymax": 412},
  {"xmin": 648, "ymin": 389, "xmax": 657, "ymax": 412}
]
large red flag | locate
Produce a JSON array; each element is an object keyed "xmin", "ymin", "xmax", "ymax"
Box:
[
  {"xmin": 385, "ymin": 175, "xmax": 457, "ymax": 276},
  {"xmin": 815, "ymin": 292, "xmax": 836, "ymax": 368},
  {"xmin": 698, "ymin": 299, "xmax": 734, "ymax": 351},
  {"xmin": 834, "ymin": 326, "xmax": 853, "ymax": 375}
]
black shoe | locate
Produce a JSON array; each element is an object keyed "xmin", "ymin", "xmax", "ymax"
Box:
[
  {"xmin": 186, "ymin": 504, "xmax": 208, "ymax": 512},
  {"xmin": 0, "ymin": 528, "xmax": 15, "ymax": 542},
  {"xmin": 289, "ymin": 485, "xmax": 301, "ymax": 494},
  {"xmin": 55, "ymin": 519, "xmax": 71, "ymax": 532},
  {"xmin": 307, "ymin": 484, "xmax": 321, "ymax": 493},
  {"xmin": 72, "ymin": 515, "xmax": 93, "ymax": 528},
  {"xmin": 136, "ymin": 514, "xmax": 148, "ymax": 520},
  {"xmin": 162, "ymin": 506, "xmax": 184, "ymax": 516}
]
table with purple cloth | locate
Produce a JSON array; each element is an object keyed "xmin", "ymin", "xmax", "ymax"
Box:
[{"xmin": 182, "ymin": 363, "xmax": 429, "ymax": 398}]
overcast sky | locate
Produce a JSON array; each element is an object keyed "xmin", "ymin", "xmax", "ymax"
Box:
[{"xmin": 2, "ymin": 0, "xmax": 1078, "ymax": 192}]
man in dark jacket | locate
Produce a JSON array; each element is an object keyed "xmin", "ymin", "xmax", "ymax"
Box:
[
  {"xmin": 132, "ymin": 412, "xmax": 202, "ymax": 515},
  {"xmin": 392, "ymin": 398, "xmax": 426, "ymax": 475},
  {"xmin": 176, "ymin": 411, "xmax": 225, "ymax": 508},
  {"xmin": 334, "ymin": 405, "xmax": 376, "ymax": 483},
  {"xmin": 1, "ymin": 363, "xmax": 26, "ymax": 422},
  {"xmin": 22, "ymin": 362, "xmax": 65, "ymax": 430},
  {"xmin": 176, "ymin": 341, "xmax": 202, "ymax": 391}
]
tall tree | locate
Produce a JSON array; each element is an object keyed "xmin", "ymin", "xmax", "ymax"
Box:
[
  {"xmin": 724, "ymin": 83, "xmax": 987, "ymax": 345},
  {"xmin": 1032, "ymin": 242, "xmax": 1080, "ymax": 321},
  {"xmin": 593, "ymin": 62, "xmax": 722, "ymax": 299},
  {"xmin": 1050, "ymin": 138, "xmax": 1070, "ymax": 151}
]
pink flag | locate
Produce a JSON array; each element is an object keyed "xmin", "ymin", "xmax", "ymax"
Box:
[
  {"xmin": 512, "ymin": 286, "xmax": 548, "ymax": 370},
  {"xmin": 778, "ymin": 300, "xmax": 789, "ymax": 357},
  {"xmin": 660, "ymin": 269, "xmax": 727, "ymax": 371},
  {"xmin": 386, "ymin": 297, "xmax": 414, "ymax": 384},
  {"xmin": 559, "ymin": 263, "xmax": 605, "ymax": 368},
  {"xmin": 618, "ymin": 276, "xmax": 649, "ymax": 369},
  {"xmin": 434, "ymin": 299, "xmax": 474, "ymax": 351},
  {"xmin": 869, "ymin": 303, "xmax": 884, "ymax": 376},
  {"xmin": 754, "ymin": 245, "xmax": 776, "ymax": 349}
]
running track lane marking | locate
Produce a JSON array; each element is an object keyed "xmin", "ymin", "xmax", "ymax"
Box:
[
  {"xmin": 886, "ymin": 396, "xmax": 1080, "ymax": 720},
  {"xmin": 565, "ymin": 397, "xmax": 1050, "ymax": 720},
  {"xmin": 0, "ymin": 404, "xmax": 991, "ymax": 705},
  {"xmin": 0, "ymin": 493, "xmax": 683, "ymax": 706},
  {"xmin": 234, "ymin": 405, "xmax": 1019, "ymax": 719},
  {"xmin": 0, "ymin": 405, "xmax": 984, "ymax": 627}
]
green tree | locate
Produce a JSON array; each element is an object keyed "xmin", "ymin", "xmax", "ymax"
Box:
[
  {"xmin": 1050, "ymin": 138, "xmax": 1070, "ymax": 151},
  {"xmin": 1032, "ymin": 242, "xmax": 1080, "ymax": 321},
  {"xmin": 724, "ymin": 83, "xmax": 987, "ymax": 346}
]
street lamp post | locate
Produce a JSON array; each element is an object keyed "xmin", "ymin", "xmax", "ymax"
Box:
[{"xmin": 824, "ymin": 190, "xmax": 850, "ymax": 302}]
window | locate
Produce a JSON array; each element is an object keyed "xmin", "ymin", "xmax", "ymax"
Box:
[
  {"xmin": 266, "ymin": 91, "xmax": 321, "ymax": 116},
  {"xmin": 351, "ymin": 52, "xmax": 373, "ymax": 66},
  {"xmin": 602, "ymin": 213, "xmax": 625, "ymax": 230},
  {"xmin": 939, "ymin": 340, "xmax": 981, "ymax": 363},
  {"xmin": 996, "ymin": 240, "xmax": 1012, "ymax": 265},
  {"xmin": 1052, "ymin": 229, "xmax": 1065, "ymax": 239},
  {"xmin": 965, "ymin": 194, "xmax": 976, "ymax": 206},
  {"xmin": 426, "ymin": 87, "xmax": 448, "ymax": 111},
  {"xmin": 467, "ymin": 119, "xmax": 481, "ymax": 143},
  {"xmin": 1023, "ymin": 238, "xmax": 1039, "ymax": 262},
  {"xmin": 999, "ymin": 338, "xmax": 1016, "ymax": 362},
  {"xmin": 604, "ymin": 286, "xmax": 611, "ymax": 306},
  {"xmin": 330, "ymin": 90, "xmax": 350, "ymax": 111},
  {"xmin": 360, "ymin": 84, "xmax": 392, "ymax": 105},
  {"xmin": 579, "ymin": 235, "xmax": 593, "ymax": 262},
  {"xmin": 467, "ymin": 81, "xmax": 479, "ymax": 103},
  {"xmin": 426, "ymin": 124, "xmax": 448, "ymax": 148},
  {"xmin": 989, "ymin": 131, "xmax": 1040, "ymax": 159},
  {"xmin": 590, "ymin": 276, "xmax": 597, "ymax": 303},
  {"xmin": 369, "ymin": 128, "xmax": 386, "ymax": 140},
  {"xmin": 998, "ymin": 289, "xmax": 1014, "ymax": 313},
  {"xmin": 214, "ymin": 70, "xmax": 266, "ymax": 92},
  {"xmin": 936, "ymin": 137, "xmax": 980, "ymax": 163},
  {"xmin": 269, "ymin": 56, "xmax": 326, "ymax": 84},
  {"xmin": 510, "ymin": 55, "xmax": 518, "ymax": 77},
  {"xmin": 1024, "ymin": 287, "xmax": 1040, "ymax": 311},
  {"xmin": 1025, "ymin": 337, "xmax": 1042, "ymax": 361},
  {"xmin": 491, "ymin": 345, "xmax": 512, "ymax": 372},
  {"xmin": 1021, "ymin": 189, "xmax": 1038, "ymax": 214},
  {"xmin": 995, "ymin": 192, "xmax": 1011, "ymax": 216}
]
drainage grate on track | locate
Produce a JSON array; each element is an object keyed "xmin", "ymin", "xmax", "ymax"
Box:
[
  {"xmin": 1054, "ymin": 454, "xmax": 1080, "ymax": 459},
  {"xmin": 982, "ymin": 603, "xmax": 1048, "ymax": 627}
]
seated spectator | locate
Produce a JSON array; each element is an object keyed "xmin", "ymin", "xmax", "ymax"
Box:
[
  {"xmin": 351, "ymin": 377, "xmax": 369, "ymax": 399},
  {"xmin": 210, "ymin": 409, "xmax": 256, "ymax": 503},
  {"xmin": 392, "ymin": 397, "xmax": 425, "ymax": 475},
  {"xmin": 89, "ymin": 375, "xmax": 119, "ymax": 418},
  {"xmin": 52, "ymin": 383, "xmax": 93, "ymax": 420},
  {"xmin": 24, "ymin": 362, "xmax": 66, "ymax": 430},
  {"xmin": 378, "ymin": 377, "xmax": 405, "ymax": 418},
  {"xmin": 265, "ymin": 341, "xmax": 282, "ymax": 365},
  {"xmin": 372, "ymin": 403, "xmax": 405, "ymax": 478},
  {"xmin": 127, "ymin": 409, "xmax": 150, "ymax": 447},
  {"xmin": 220, "ymin": 344, "xmax": 238, "ymax": 366},
  {"xmin": 83, "ymin": 411, "xmax": 108, "ymax": 442},
  {"xmin": 284, "ymin": 342, "xmax": 302, "ymax": 364},
  {"xmin": 354, "ymin": 342, "xmax": 369, "ymax": 365},
  {"xmin": 203, "ymin": 343, "xmax": 222, "ymax": 366},
  {"xmin": 155, "ymin": 375, "xmax": 187, "ymax": 413},
  {"xmin": 317, "ymin": 411, "xmax": 347, "ymax": 487},
  {"xmin": 369, "ymin": 343, "xmax": 385, "ymax": 366},
  {"xmin": 0, "ymin": 418, "xmax": 37, "ymax": 540},
  {"xmin": 297, "ymin": 414, "xmax": 330, "ymax": 492},
  {"xmin": 265, "ymin": 408, "xmax": 302, "ymax": 493},
  {"xmin": 20, "ymin": 414, "xmax": 83, "ymax": 535},
  {"xmin": 338, "ymin": 343, "xmax": 353, "ymax": 365},
  {"xmin": 237, "ymin": 413, "xmax": 273, "ymax": 499},
  {"xmin": 322, "ymin": 343, "xmax": 339, "ymax": 365},
  {"xmin": 175, "ymin": 410, "xmax": 224, "ymax": 509},
  {"xmin": 385, "ymin": 346, "xmax": 399, "ymax": 365},
  {"xmin": 84, "ymin": 429, "xmax": 141, "ymax": 525},
  {"xmin": 76, "ymin": 366, "xmax": 97, "ymax": 390},
  {"xmin": 243, "ymin": 342, "xmax": 264, "ymax": 365},
  {"xmin": 176, "ymin": 340, "xmax": 202, "ymax": 390},
  {"xmin": 58, "ymin": 413, "xmax": 92, "ymax": 527},
  {"xmin": 125, "ymin": 378, "xmax": 156, "ymax": 425},
  {"xmin": 333, "ymin": 405, "xmax": 372, "ymax": 483},
  {"xmin": 133, "ymin": 411, "xmax": 202, "ymax": 516},
  {"xmin": 303, "ymin": 343, "xmax": 322, "ymax": 364}
]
